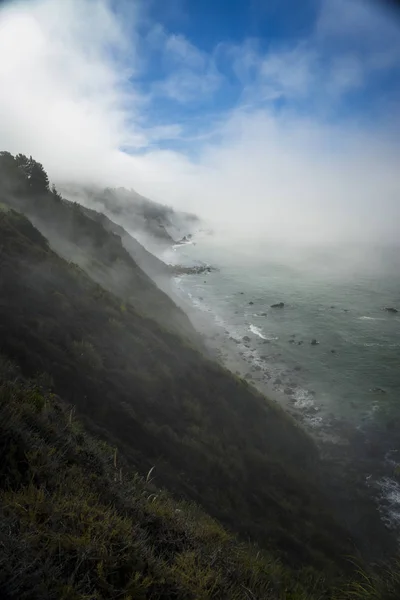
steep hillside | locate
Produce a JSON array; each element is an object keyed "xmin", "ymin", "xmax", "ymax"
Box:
[
  {"xmin": 0, "ymin": 152, "xmax": 194, "ymax": 339},
  {"xmin": 0, "ymin": 206, "xmax": 354, "ymax": 571},
  {"xmin": 1, "ymin": 213, "xmax": 399, "ymax": 599},
  {"xmin": 80, "ymin": 203, "xmax": 171, "ymax": 281},
  {"xmin": 0, "ymin": 359, "xmax": 336, "ymax": 600},
  {"xmin": 3, "ymin": 361, "xmax": 399, "ymax": 600},
  {"xmin": 58, "ymin": 183, "xmax": 199, "ymax": 247}
]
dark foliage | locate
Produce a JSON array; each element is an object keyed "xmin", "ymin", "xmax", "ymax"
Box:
[{"xmin": 0, "ymin": 359, "xmax": 332, "ymax": 600}]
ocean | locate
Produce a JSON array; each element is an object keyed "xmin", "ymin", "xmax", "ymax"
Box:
[{"xmin": 163, "ymin": 236, "xmax": 400, "ymax": 527}]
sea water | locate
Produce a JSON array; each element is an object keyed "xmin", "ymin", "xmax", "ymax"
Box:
[{"xmin": 164, "ymin": 236, "xmax": 400, "ymax": 525}]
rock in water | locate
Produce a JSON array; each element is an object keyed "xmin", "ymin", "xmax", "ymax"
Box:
[
  {"xmin": 384, "ymin": 307, "xmax": 398, "ymax": 314},
  {"xmin": 249, "ymin": 301, "xmax": 254, "ymax": 305},
  {"xmin": 271, "ymin": 302, "xmax": 284, "ymax": 308},
  {"xmin": 311, "ymin": 339, "xmax": 319, "ymax": 346}
]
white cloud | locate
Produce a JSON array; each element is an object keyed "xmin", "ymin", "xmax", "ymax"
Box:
[
  {"xmin": 153, "ymin": 67, "xmax": 222, "ymax": 102},
  {"xmin": 147, "ymin": 27, "xmax": 223, "ymax": 102},
  {"xmin": 0, "ymin": 0, "xmax": 399, "ymax": 246},
  {"xmin": 165, "ymin": 34, "xmax": 207, "ymax": 70}
]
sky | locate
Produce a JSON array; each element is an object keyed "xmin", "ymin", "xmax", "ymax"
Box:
[{"xmin": 0, "ymin": 0, "xmax": 400, "ymax": 244}]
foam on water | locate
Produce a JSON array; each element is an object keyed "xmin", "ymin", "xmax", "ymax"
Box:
[
  {"xmin": 292, "ymin": 388, "xmax": 317, "ymax": 410},
  {"xmin": 359, "ymin": 316, "xmax": 386, "ymax": 321},
  {"xmin": 249, "ymin": 324, "xmax": 267, "ymax": 339},
  {"xmin": 377, "ymin": 477, "xmax": 400, "ymax": 528}
]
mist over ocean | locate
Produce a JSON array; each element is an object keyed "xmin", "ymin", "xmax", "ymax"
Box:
[{"xmin": 166, "ymin": 237, "xmax": 400, "ymax": 522}]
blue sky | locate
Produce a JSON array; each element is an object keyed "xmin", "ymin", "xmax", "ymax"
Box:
[
  {"xmin": 0, "ymin": 0, "xmax": 399, "ymax": 243},
  {"xmin": 128, "ymin": 0, "xmax": 400, "ymax": 149}
]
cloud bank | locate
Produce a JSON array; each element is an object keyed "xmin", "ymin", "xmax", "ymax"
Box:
[{"xmin": 0, "ymin": 0, "xmax": 399, "ymax": 244}]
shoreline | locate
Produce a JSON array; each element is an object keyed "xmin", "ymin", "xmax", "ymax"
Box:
[{"xmin": 171, "ymin": 274, "xmax": 400, "ymax": 544}]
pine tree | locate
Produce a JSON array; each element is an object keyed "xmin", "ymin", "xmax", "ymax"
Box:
[
  {"xmin": 51, "ymin": 184, "xmax": 63, "ymax": 202},
  {"xmin": 28, "ymin": 157, "xmax": 49, "ymax": 194}
]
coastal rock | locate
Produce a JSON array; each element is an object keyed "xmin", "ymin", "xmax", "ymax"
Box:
[
  {"xmin": 243, "ymin": 335, "xmax": 251, "ymax": 342},
  {"xmin": 289, "ymin": 339, "xmax": 296, "ymax": 344},
  {"xmin": 274, "ymin": 378, "xmax": 282, "ymax": 385},
  {"xmin": 260, "ymin": 312, "xmax": 268, "ymax": 317},
  {"xmin": 170, "ymin": 264, "xmax": 216, "ymax": 276},
  {"xmin": 249, "ymin": 301, "xmax": 254, "ymax": 305},
  {"xmin": 271, "ymin": 302, "xmax": 284, "ymax": 308},
  {"xmin": 384, "ymin": 307, "xmax": 398, "ymax": 314}
]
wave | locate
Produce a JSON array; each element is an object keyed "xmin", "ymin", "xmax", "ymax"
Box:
[
  {"xmin": 376, "ymin": 477, "xmax": 400, "ymax": 528},
  {"xmin": 359, "ymin": 316, "xmax": 385, "ymax": 321},
  {"xmin": 364, "ymin": 342, "xmax": 400, "ymax": 347},
  {"xmin": 172, "ymin": 240, "xmax": 195, "ymax": 249},
  {"xmin": 249, "ymin": 324, "xmax": 267, "ymax": 340},
  {"xmin": 292, "ymin": 388, "xmax": 316, "ymax": 410}
]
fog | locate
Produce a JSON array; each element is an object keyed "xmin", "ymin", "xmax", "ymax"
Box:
[{"xmin": 0, "ymin": 0, "xmax": 400, "ymax": 245}]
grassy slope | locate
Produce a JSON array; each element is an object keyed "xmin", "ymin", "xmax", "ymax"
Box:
[
  {"xmin": 0, "ymin": 359, "xmax": 335, "ymax": 600},
  {"xmin": 2, "ymin": 363, "xmax": 399, "ymax": 600},
  {"xmin": 0, "ymin": 208, "xmax": 352, "ymax": 573}
]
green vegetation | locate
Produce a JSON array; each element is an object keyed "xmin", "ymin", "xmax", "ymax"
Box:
[
  {"xmin": 0, "ymin": 151, "xmax": 398, "ymax": 597},
  {"xmin": 1, "ymin": 361, "xmax": 399, "ymax": 599},
  {"xmin": 0, "ymin": 361, "xmax": 329, "ymax": 599}
]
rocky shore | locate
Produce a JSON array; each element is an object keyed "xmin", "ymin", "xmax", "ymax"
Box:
[
  {"xmin": 169, "ymin": 264, "xmax": 217, "ymax": 276},
  {"xmin": 176, "ymin": 292, "xmax": 399, "ymax": 552}
]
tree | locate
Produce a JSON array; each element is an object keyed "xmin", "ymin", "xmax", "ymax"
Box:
[
  {"xmin": 51, "ymin": 184, "xmax": 63, "ymax": 202},
  {"xmin": 29, "ymin": 157, "xmax": 49, "ymax": 194},
  {"xmin": 14, "ymin": 154, "xmax": 49, "ymax": 195},
  {"xmin": 0, "ymin": 152, "xmax": 27, "ymax": 194}
]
